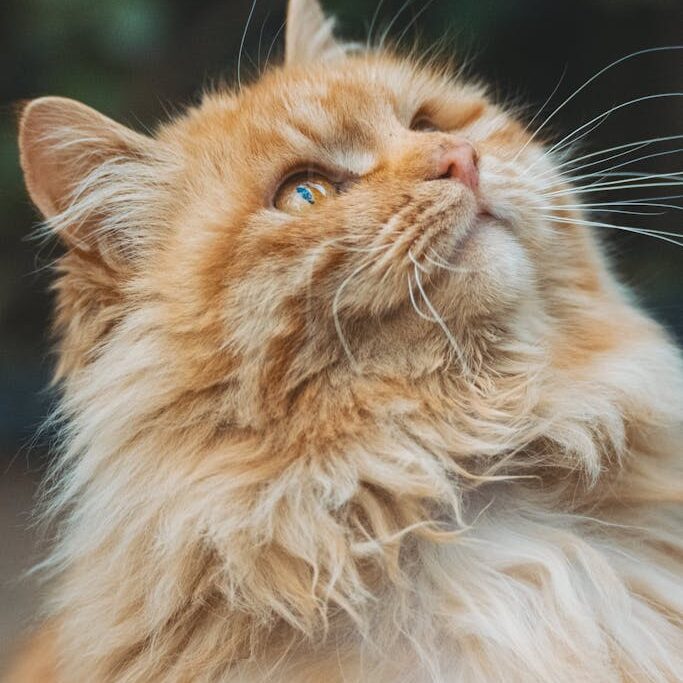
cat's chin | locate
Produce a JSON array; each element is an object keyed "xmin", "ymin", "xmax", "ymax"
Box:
[
  {"xmin": 428, "ymin": 215, "xmax": 534, "ymax": 323},
  {"xmin": 447, "ymin": 211, "xmax": 495, "ymax": 261},
  {"xmin": 416, "ymin": 185, "xmax": 501, "ymax": 269},
  {"xmin": 427, "ymin": 207, "xmax": 506, "ymax": 268}
]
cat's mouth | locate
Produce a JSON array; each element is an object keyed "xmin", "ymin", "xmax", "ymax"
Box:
[{"xmin": 407, "ymin": 186, "xmax": 490, "ymax": 266}]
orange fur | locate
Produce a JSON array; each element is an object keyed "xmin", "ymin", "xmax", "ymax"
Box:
[
  {"xmin": 9, "ymin": 0, "xmax": 682, "ymax": 680},
  {"xmin": 4, "ymin": 624, "xmax": 58, "ymax": 683}
]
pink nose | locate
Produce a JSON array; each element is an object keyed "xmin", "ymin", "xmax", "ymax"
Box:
[{"xmin": 434, "ymin": 140, "xmax": 479, "ymax": 190}]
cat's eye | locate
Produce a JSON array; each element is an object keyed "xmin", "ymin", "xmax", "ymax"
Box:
[
  {"xmin": 410, "ymin": 115, "xmax": 440, "ymax": 133},
  {"xmin": 274, "ymin": 172, "xmax": 337, "ymax": 212}
]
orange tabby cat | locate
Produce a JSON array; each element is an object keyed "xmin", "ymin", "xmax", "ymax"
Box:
[{"xmin": 8, "ymin": 0, "xmax": 683, "ymax": 680}]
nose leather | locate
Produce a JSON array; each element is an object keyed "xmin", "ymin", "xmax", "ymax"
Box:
[{"xmin": 434, "ymin": 140, "xmax": 479, "ymax": 191}]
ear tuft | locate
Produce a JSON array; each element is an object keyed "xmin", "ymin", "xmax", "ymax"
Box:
[
  {"xmin": 285, "ymin": 0, "xmax": 342, "ymax": 65},
  {"xmin": 18, "ymin": 97, "xmax": 152, "ymax": 220},
  {"xmin": 17, "ymin": 97, "xmax": 169, "ymax": 261}
]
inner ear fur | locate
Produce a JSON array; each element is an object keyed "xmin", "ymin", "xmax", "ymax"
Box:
[{"xmin": 19, "ymin": 97, "xmax": 153, "ymax": 220}]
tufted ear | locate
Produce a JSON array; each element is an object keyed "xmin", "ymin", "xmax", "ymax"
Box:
[
  {"xmin": 18, "ymin": 98, "xmax": 170, "ymax": 376},
  {"xmin": 285, "ymin": 0, "xmax": 342, "ymax": 65},
  {"xmin": 19, "ymin": 97, "xmax": 153, "ymax": 220},
  {"xmin": 18, "ymin": 97, "xmax": 165, "ymax": 258}
]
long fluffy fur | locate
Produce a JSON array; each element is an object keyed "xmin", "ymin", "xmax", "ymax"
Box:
[{"xmin": 8, "ymin": 0, "xmax": 683, "ymax": 680}]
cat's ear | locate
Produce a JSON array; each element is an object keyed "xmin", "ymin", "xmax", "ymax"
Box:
[
  {"xmin": 18, "ymin": 96, "xmax": 165, "ymax": 261},
  {"xmin": 285, "ymin": 0, "xmax": 342, "ymax": 65},
  {"xmin": 19, "ymin": 97, "xmax": 153, "ymax": 219},
  {"xmin": 19, "ymin": 98, "xmax": 167, "ymax": 375}
]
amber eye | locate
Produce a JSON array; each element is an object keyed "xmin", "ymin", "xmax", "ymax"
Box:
[
  {"xmin": 410, "ymin": 115, "xmax": 440, "ymax": 133},
  {"xmin": 274, "ymin": 172, "xmax": 337, "ymax": 212}
]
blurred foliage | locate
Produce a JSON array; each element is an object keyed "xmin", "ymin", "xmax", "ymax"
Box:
[{"xmin": 0, "ymin": 0, "xmax": 681, "ymax": 453}]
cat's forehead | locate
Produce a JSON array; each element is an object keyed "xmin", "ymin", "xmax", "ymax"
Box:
[
  {"xmin": 237, "ymin": 61, "xmax": 413, "ymax": 148},
  {"xmin": 201, "ymin": 57, "xmax": 473, "ymax": 134},
  {"xmin": 174, "ymin": 55, "xmax": 488, "ymax": 179}
]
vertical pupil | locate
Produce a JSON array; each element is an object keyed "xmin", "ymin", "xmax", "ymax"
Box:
[{"xmin": 296, "ymin": 185, "xmax": 315, "ymax": 204}]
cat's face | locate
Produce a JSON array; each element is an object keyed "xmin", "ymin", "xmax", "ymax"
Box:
[
  {"xmin": 19, "ymin": 0, "xmax": 610, "ymax": 424},
  {"xmin": 154, "ymin": 56, "xmax": 600, "ymax": 397},
  {"xmin": 175, "ymin": 58, "xmax": 539, "ymax": 340}
]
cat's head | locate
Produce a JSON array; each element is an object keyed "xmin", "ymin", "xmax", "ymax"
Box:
[{"xmin": 17, "ymin": 0, "xmax": 670, "ymax": 434}]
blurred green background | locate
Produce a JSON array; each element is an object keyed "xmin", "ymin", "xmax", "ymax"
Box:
[{"xmin": 0, "ymin": 0, "xmax": 682, "ymax": 457}]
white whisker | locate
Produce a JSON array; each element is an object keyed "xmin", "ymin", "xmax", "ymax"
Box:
[
  {"xmin": 537, "ymin": 205, "xmax": 667, "ymax": 217},
  {"xmin": 379, "ymin": 0, "xmax": 416, "ymax": 49},
  {"xmin": 540, "ymin": 113, "xmax": 612, "ymax": 166},
  {"xmin": 424, "ymin": 248, "xmax": 470, "ymax": 273},
  {"xmin": 591, "ymin": 171, "xmax": 683, "ymax": 181},
  {"xmin": 535, "ymin": 135, "xmax": 683, "ymax": 183},
  {"xmin": 545, "ymin": 141, "xmax": 652, "ymax": 178},
  {"xmin": 536, "ymin": 201, "xmax": 682, "ymax": 212},
  {"xmin": 237, "ymin": 0, "xmax": 258, "ymax": 91},
  {"xmin": 326, "ymin": 237, "xmax": 394, "ymax": 254},
  {"xmin": 515, "ymin": 45, "xmax": 683, "ymax": 162},
  {"xmin": 367, "ymin": 0, "xmax": 388, "ymax": 48},
  {"xmin": 395, "ymin": 0, "xmax": 438, "ymax": 51},
  {"xmin": 410, "ymin": 251, "xmax": 432, "ymax": 275},
  {"xmin": 544, "ymin": 176, "xmax": 683, "ymax": 199},
  {"xmin": 256, "ymin": 9, "xmax": 271, "ymax": 73},
  {"xmin": 566, "ymin": 167, "xmax": 683, "ymax": 189},
  {"xmin": 536, "ymin": 147, "xmax": 683, "ymax": 190},
  {"xmin": 523, "ymin": 65, "xmax": 568, "ymax": 136},
  {"xmin": 264, "ymin": 20, "xmax": 286, "ymax": 71},
  {"xmin": 332, "ymin": 261, "xmax": 373, "ymax": 370},
  {"xmin": 408, "ymin": 274, "xmax": 438, "ymax": 322},
  {"xmin": 620, "ymin": 193, "xmax": 683, "ymax": 204},
  {"xmin": 409, "ymin": 253, "xmax": 466, "ymax": 370},
  {"xmin": 528, "ymin": 93, "xmax": 683, "ymax": 173},
  {"xmin": 542, "ymin": 214, "xmax": 683, "ymax": 247}
]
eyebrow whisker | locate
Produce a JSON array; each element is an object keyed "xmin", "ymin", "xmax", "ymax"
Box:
[
  {"xmin": 378, "ymin": 0, "xmax": 418, "ymax": 50},
  {"xmin": 237, "ymin": 0, "xmax": 259, "ymax": 91},
  {"xmin": 264, "ymin": 19, "xmax": 286, "ymax": 72}
]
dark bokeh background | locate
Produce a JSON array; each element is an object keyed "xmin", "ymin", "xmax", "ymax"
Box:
[
  {"xmin": 0, "ymin": 0, "xmax": 681, "ymax": 661},
  {"xmin": 0, "ymin": 0, "xmax": 682, "ymax": 457}
]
